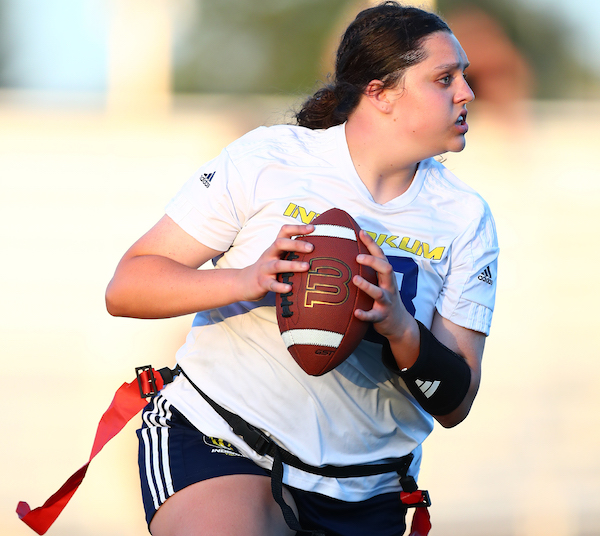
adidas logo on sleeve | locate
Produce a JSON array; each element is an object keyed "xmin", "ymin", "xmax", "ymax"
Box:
[
  {"xmin": 199, "ymin": 171, "xmax": 215, "ymax": 188},
  {"xmin": 478, "ymin": 266, "xmax": 493, "ymax": 285}
]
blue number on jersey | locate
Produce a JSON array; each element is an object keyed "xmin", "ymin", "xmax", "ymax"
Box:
[
  {"xmin": 387, "ymin": 256, "xmax": 418, "ymax": 317},
  {"xmin": 362, "ymin": 256, "xmax": 418, "ymax": 344}
]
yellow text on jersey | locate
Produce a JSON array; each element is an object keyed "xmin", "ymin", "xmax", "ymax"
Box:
[{"xmin": 283, "ymin": 202, "xmax": 446, "ymax": 261}]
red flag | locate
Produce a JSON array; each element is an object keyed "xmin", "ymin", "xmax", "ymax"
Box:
[
  {"xmin": 401, "ymin": 491, "xmax": 432, "ymax": 536},
  {"xmin": 17, "ymin": 368, "xmax": 163, "ymax": 534},
  {"xmin": 408, "ymin": 506, "xmax": 432, "ymax": 536}
]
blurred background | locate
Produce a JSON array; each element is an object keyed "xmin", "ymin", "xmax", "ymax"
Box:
[{"xmin": 2, "ymin": 0, "xmax": 599, "ymax": 535}]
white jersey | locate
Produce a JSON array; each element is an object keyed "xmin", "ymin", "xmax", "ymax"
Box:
[{"xmin": 161, "ymin": 123, "xmax": 499, "ymax": 502}]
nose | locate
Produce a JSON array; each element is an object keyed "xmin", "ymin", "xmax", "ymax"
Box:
[{"xmin": 455, "ymin": 76, "xmax": 475, "ymax": 104}]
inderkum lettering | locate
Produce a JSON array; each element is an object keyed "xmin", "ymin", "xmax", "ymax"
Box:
[{"xmin": 283, "ymin": 202, "xmax": 446, "ymax": 260}]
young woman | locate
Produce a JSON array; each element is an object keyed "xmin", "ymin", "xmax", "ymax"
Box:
[{"xmin": 106, "ymin": 3, "xmax": 498, "ymax": 535}]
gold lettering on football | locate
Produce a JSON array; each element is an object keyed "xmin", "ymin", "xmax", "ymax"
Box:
[{"xmin": 304, "ymin": 257, "xmax": 351, "ymax": 307}]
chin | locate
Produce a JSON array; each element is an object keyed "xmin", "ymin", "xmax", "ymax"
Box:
[{"xmin": 448, "ymin": 138, "xmax": 467, "ymax": 153}]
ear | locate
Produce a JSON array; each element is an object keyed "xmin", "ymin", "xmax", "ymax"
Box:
[{"xmin": 364, "ymin": 80, "xmax": 393, "ymax": 114}]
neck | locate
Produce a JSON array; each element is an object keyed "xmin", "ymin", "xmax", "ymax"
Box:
[{"xmin": 345, "ymin": 114, "xmax": 420, "ymax": 205}]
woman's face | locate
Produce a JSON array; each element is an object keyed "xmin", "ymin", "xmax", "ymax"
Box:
[{"xmin": 386, "ymin": 31, "xmax": 475, "ymax": 158}]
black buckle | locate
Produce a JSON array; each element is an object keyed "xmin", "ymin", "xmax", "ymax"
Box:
[
  {"xmin": 401, "ymin": 490, "xmax": 431, "ymax": 508},
  {"xmin": 399, "ymin": 474, "xmax": 418, "ymax": 493},
  {"xmin": 231, "ymin": 419, "xmax": 273, "ymax": 456},
  {"xmin": 136, "ymin": 365, "xmax": 157, "ymax": 398},
  {"xmin": 250, "ymin": 427, "xmax": 273, "ymax": 456}
]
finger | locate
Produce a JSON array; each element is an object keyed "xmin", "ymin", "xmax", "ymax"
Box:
[
  {"xmin": 275, "ymin": 238, "xmax": 314, "ymax": 260},
  {"xmin": 353, "ymin": 274, "xmax": 385, "ymax": 302},
  {"xmin": 356, "ymin": 252, "xmax": 391, "ymax": 274},
  {"xmin": 356, "ymin": 231, "xmax": 394, "ymax": 276},
  {"xmin": 277, "ymin": 223, "xmax": 315, "ymax": 239},
  {"xmin": 353, "ymin": 273, "xmax": 397, "ymax": 319},
  {"xmin": 354, "ymin": 307, "xmax": 383, "ymax": 323},
  {"xmin": 269, "ymin": 278, "xmax": 298, "ymax": 295},
  {"xmin": 358, "ymin": 230, "xmax": 386, "ymax": 259},
  {"xmin": 273, "ymin": 257, "xmax": 310, "ymax": 276},
  {"xmin": 356, "ymin": 253, "xmax": 398, "ymax": 293},
  {"xmin": 273, "ymin": 225, "xmax": 315, "ymax": 257},
  {"xmin": 257, "ymin": 259, "xmax": 309, "ymax": 296}
]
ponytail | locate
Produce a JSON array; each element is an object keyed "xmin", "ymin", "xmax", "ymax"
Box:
[{"xmin": 295, "ymin": 82, "xmax": 361, "ymax": 129}]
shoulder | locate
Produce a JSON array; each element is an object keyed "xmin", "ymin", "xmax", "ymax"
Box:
[
  {"xmin": 417, "ymin": 159, "xmax": 497, "ymax": 251},
  {"xmin": 420, "ymin": 158, "xmax": 494, "ymax": 224},
  {"xmin": 224, "ymin": 124, "xmax": 340, "ymax": 166}
]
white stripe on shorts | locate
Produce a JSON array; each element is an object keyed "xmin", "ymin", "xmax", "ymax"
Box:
[
  {"xmin": 141, "ymin": 396, "xmax": 175, "ymax": 509},
  {"xmin": 143, "ymin": 395, "xmax": 172, "ymax": 428},
  {"xmin": 141, "ymin": 428, "xmax": 160, "ymax": 509},
  {"xmin": 161, "ymin": 427, "xmax": 175, "ymax": 497}
]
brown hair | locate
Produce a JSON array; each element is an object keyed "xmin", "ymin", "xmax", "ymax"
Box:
[{"xmin": 296, "ymin": 2, "xmax": 451, "ymax": 129}]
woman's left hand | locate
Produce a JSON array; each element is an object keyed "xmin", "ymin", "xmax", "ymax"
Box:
[
  {"xmin": 352, "ymin": 231, "xmax": 408, "ymax": 334},
  {"xmin": 352, "ymin": 230, "xmax": 420, "ymax": 368}
]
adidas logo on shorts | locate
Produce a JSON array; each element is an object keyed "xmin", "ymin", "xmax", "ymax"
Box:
[{"xmin": 478, "ymin": 266, "xmax": 493, "ymax": 285}]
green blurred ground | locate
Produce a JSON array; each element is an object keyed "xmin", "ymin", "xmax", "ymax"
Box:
[{"xmin": 1, "ymin": 94, "xmax": 599, "ymax": 536}]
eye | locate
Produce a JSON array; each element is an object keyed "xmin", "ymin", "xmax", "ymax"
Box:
[{"xmin": 438, "ymin": 75, "xmax": 452, "ymax": 86}]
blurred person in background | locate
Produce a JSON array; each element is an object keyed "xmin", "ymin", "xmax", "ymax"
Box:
[
  {"xmin": 444, "ymin": 6, "xmax": 534, "ymax": 122},
  {"xmin": 106, "ymin": 2, "xmax": 498, "ymax": 535}
]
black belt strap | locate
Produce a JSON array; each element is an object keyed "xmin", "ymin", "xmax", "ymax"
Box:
[
  {"xmin": 165, "ymin": 365, "xmax": 418, "ymax": 535},
  {"xmin": 270, "ymin": 448, "xmax": 324, "ymax": 535}
]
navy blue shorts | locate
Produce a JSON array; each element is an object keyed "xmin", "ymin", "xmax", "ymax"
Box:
[{"xmin": 138, "ymin": 395, "xmax": 408, "ymax": 536}]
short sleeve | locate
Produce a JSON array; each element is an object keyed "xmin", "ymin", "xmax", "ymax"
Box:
[
  {"xmin": 165, "ymin": 148, "xmax": 250, "ymax": 252},
  {"xmin": 435, "ymin": 206, "xmax": 499, "ymax": 336}
]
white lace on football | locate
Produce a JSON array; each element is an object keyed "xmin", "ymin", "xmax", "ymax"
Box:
[
  {"xmin": 310, "ymin": 224, "xmax": 356, "ymax": 241},
  {"xmin": 281, "ymin": 329, "xmax": 343, "ymax": 348}
]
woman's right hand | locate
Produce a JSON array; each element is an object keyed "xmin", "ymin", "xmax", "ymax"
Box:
[
  {"xmin": 106, "ymin": 216, "xmax": 315, "ymax": 319},
  {"xmin": 239, "ymin": 224, "xmax": 314, "ymax": 302}
]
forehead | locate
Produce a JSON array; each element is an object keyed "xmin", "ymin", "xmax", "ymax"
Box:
[{"xmin": 417, "ymin": 31, "xmax": 469, "ymax": 70}]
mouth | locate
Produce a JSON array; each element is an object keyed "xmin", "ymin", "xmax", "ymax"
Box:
[
  {"xmin": 455, "ymin": 110, "xmax": 469, "ymax": 133},
  {"xmin": 456, "ymin": 111, "xmax": 468, "ymax": 126}
]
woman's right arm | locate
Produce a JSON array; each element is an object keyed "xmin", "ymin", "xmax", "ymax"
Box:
[{"xmin": 106, "ymin": 215, "xmax": 314, "ymax": 319}]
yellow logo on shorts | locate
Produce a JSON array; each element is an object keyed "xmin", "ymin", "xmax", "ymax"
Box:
[{"xmin": 203, "ymin": 436, "xmax": 243, "ymax": 457}]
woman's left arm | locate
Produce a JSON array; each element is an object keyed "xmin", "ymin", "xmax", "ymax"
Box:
[
  {"xmin": 354, "ymin": 230, "xmax": 486, "ymax": 428},
  {"xmin": 429, "ymin": 312, "xmax": 485, "ymax": 428}
]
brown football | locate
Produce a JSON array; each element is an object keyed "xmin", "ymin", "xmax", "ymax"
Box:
[{"xmin": 276, "ymin": 208, "xmax": 377, "ymax": 376}]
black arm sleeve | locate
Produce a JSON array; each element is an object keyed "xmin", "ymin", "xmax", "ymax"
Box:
[{"xmin": 382, "ymin": 320, "xmax": 471, "ymax": 416}]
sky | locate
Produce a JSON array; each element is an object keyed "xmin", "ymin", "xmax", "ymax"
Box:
[
  {"xmin": 1, "ymin": 0, "xmax": 599, "ymax": 92},
  {"xmin": 0, "ymin": 0, "xmax": 108, "ymax": 91},
  {"xmin": 524, "ymin": 0, "xmax": 600, "ymax": 74}
]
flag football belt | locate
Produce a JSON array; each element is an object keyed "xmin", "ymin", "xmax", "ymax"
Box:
[
  {"xmin": 175, "ymin": 365, "xmax": 431, "ymax": 536},
  {"xmin": 17, "ymin": 364, "xmax": 431, "ymax": 536}
]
